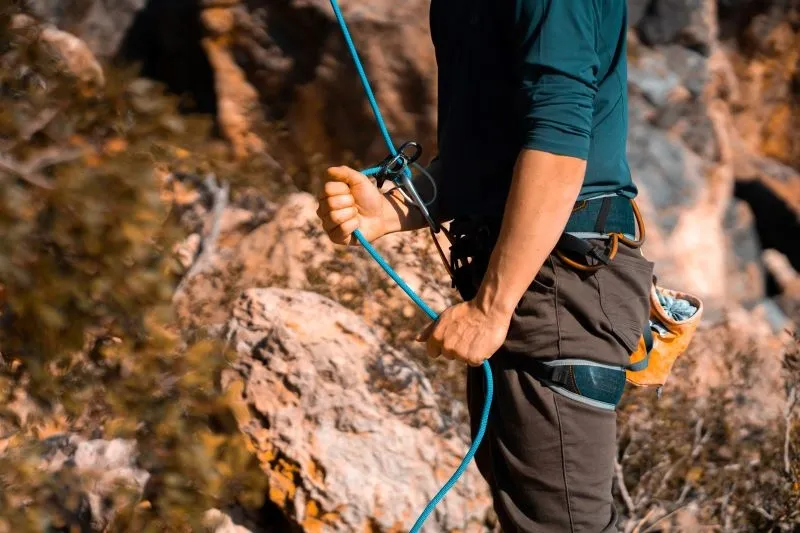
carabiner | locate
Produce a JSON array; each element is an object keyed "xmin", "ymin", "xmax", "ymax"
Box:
[
  {"xmin": 397, "ymin": 141, "xmax": 422, "ymax": 166},
  {"xmin": 375, "ymin": 141, "xmax": 423, "ymax": 187}
]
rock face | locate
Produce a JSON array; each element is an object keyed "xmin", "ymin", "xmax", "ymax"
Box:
[
  {"xmin": 19, "ymin": 2, "xmax": 800, "ymax": 527},
  {"xmin": 623, "ymin": 0, "xmax": 800, "ymax": 316},
  {"xmin": 25, "ymin": 0, "xmax": 147, "ymax": 59},
  {"xmin": 222, "ymin": 288, "xmax": 491, "ymax": 532},
  {"xmin": 11, "ymin": 14, "xmax": 105, "ymax": 86},
  {"xmin": 39, "ymin": 436, "xmax": 150, "ymax": 531},
  {"xmin": 30, "ymin": 1, "xmax": 799, "ymax": 312},
  {"xmin": 173, "ymin": 184, "xmax": 453, "ymax": 344},
  {"xmin": 197, "ymin": 0, "xmax": 437, "ymax": 164}
]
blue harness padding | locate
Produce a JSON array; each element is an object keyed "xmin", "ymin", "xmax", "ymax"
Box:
[
  {"xmin": 531, "ymin": 359, "xmax": 628, "ymax": 411},
  {"xmin": 328, "ymin": 2, "xmax": 494, "ymax": 532}
]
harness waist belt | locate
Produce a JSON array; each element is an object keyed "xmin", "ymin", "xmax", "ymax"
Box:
[
  {"xmin": 449, "ymin": 195, "xmax": 635, "ymax": 258},
  {"xmin": 565, "ymin": 195, "xmax": 635, "ymax": 237}
]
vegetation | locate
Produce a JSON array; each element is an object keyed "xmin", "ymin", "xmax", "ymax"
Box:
[
  {"xmin": 0, "ymin": 8, "xmax": 268, "ymax": 531},
  {"xmin": 615, "ymin": 329, "xmax": 800, "ymax": 532}
]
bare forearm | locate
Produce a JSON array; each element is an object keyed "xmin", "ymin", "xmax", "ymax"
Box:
[{"xmin": 475, "ymin": 149, "xmax": 586, "ymax": 317}]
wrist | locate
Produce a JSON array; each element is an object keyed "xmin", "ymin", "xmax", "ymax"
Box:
[
  {"xmin": 380, "ymin": 189, "xmax": 407, "ymax": 235},
  {"xmin": 474, "ymin": 271, "xmax": 518, "ymax": 322}
]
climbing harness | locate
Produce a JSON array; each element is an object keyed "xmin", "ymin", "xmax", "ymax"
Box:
[
  {"xmin": 447, "ymin": 196, "xmax": 645, "ymax": 411},
  {"xmin": 328, "ymin": 2, "xmax": 492, "ymax": 532},
  {"xmin": 447, "ymin": 195, "xmax": 703, "ymax": 411},
  {"xmin": 548, "ymin": 196, "xmax": 704, "ymax": 393},
  {"xmin": 556, "ymin": 195, "xmax": 646, "ymax": 273}
]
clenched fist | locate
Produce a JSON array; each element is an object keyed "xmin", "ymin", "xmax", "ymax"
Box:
[{"xmin": 316, "ymin": 166, "xmax": 398, "ymax": 245}]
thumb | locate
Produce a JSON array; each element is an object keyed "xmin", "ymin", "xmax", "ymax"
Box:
[
  {"xmin": 327, "ymin": 166, "xmax": 370, "ymax": 189},
  {"xmin": 415, "ymin": 320, "xmax": 437, "ymax": 342}
]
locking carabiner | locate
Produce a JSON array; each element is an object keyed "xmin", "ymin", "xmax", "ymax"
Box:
[{"xmin": 374, "ymin": 141, "xmax": 423, "ymax": 188}]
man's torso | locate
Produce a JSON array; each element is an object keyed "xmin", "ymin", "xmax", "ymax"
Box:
[{"xmin": 430, "ymin": 0, "xmax": 636, "ymax": 220}]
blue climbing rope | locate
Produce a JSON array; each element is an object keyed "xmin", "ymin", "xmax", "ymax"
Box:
[{"xmin": 328, "ymin": 2, "xmax": 494, "ymax": 531}]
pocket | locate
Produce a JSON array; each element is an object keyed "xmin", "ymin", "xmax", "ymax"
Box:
[
  {"xmin": 506, "ymin": 257, "xmax": 559, "ymax": 359},
  {"xmin": 524, "ymin": 256, "xmax": 558, "ymax": 298},
  {"xmin": 596, "ymin": 244, "xmax": 654, "ymax": 353}
]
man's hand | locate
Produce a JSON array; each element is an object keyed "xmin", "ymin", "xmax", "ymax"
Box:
[
  {"xmin": 316, "ymin": 166, "xmax": 399, "ymax": 245},
  {"xmin": 418, "ymin": 301, "xmax": 511, "ymax": 367}
]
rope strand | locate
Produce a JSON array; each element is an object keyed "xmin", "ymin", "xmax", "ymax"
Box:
[{"xmin": 328, "ymin": 2, "xmax": 494, "ymax": 531}]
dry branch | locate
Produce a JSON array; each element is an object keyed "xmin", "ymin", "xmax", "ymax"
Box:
[
  {"xmin": 615, "ymin": 459, "xmax": 637, "ymax": 516},
  {"xmin": 785, "ymin": 387, "xmax": 797, "ymax": 477},
  {"xmin": 173, "ymin": 174, "xmax": 230, "ymax": 301},
  {"xmin": 0, "ymin": 146, "xmax": 83, "ymax": 189}
]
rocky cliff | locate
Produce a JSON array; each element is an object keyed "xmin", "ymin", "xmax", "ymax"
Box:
[
  {"xmin": 26, "ymin": 0, "xmax": 799, "ymax": 319},
  {"xmin": 5, "ymin": 0, "xmax": 800, "ymax": 531}
]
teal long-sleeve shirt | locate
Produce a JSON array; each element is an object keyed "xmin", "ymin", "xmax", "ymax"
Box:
[{"xmin": 429, "ymin": 0, "xmax": 636, "ymax": 220}]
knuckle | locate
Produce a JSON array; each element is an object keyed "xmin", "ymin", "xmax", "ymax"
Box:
[
  {"xmin": 332, "ymin": 208, "xmax": 355, "ymax": 225},
  {"xmin": 324, "ymin": 182, "xmax": 345, "ymax": 196},
  {"xmin": 329, "ymin": 211, "xmax": 346, "ymax": 225},
  {"xmin": 342, "ymin": 218, "xmax": 359, "ymax": 232}
]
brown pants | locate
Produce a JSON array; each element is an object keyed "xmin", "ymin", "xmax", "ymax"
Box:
[{"xmin": 458, "ymin": 241, "xmax": 653, "ymax": 532}]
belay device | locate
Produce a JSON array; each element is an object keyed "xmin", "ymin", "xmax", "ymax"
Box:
[{"xmin": 327, "ymin": 2, "xmax": 493, "ymax": 532}]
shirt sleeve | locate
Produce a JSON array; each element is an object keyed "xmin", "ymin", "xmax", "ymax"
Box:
[{"xmin": 514, "ymin": 0, "xmax": 600, "ymax": 160}]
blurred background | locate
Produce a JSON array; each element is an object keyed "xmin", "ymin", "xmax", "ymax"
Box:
[{"xmin": 0, "ymin": 0, "xmax": 797, "ymax": 531}]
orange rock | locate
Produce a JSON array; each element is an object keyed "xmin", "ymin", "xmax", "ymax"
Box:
[
  {"xmin": 225, "ymin": 288, "xmax": 491, "ymax": 531},
  {"xmin": 16, "ymin": 16, "xmax": 106, "ymax": 87},
  {"xmin": 301, "ymin": 517, "xmax": 325, "ymax": 533},
  {"xmin": 202, "ymin": 7, "xmax": 236, "ymax": 35},
  {"xmin": 84, "ymin": 152, "xmax": 102, "ymax": 168},
  {"xmin": 103, "ymin": 137, "xmax": 128, "ymax": 155},
  {"xmin": 201, "ymin": 37, "xmax": 264, "ymax": 160}
]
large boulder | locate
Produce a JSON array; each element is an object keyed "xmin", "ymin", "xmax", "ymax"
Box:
[
  {"xmin": 173, "ymin": 184, "xmax": 454, "ymax": 343},
  {"xmin": 222, "ymin": 288, "xmax": 491, "ymax": 532},
  {"xmin": 25, "ymin": 0, "xmax": 147, "ymax": 59},
  {"xmin": 10, "ymin": 14, "xmax": 105, "ymax": 87},
  {"xmin": 35, "ymin": 436, "xmax": 150, "ymax": 531}
]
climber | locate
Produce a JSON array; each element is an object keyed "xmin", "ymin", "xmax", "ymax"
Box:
[{"xmin": 316, "ymin": 0, "xmax": 652, "ymax": 531}]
